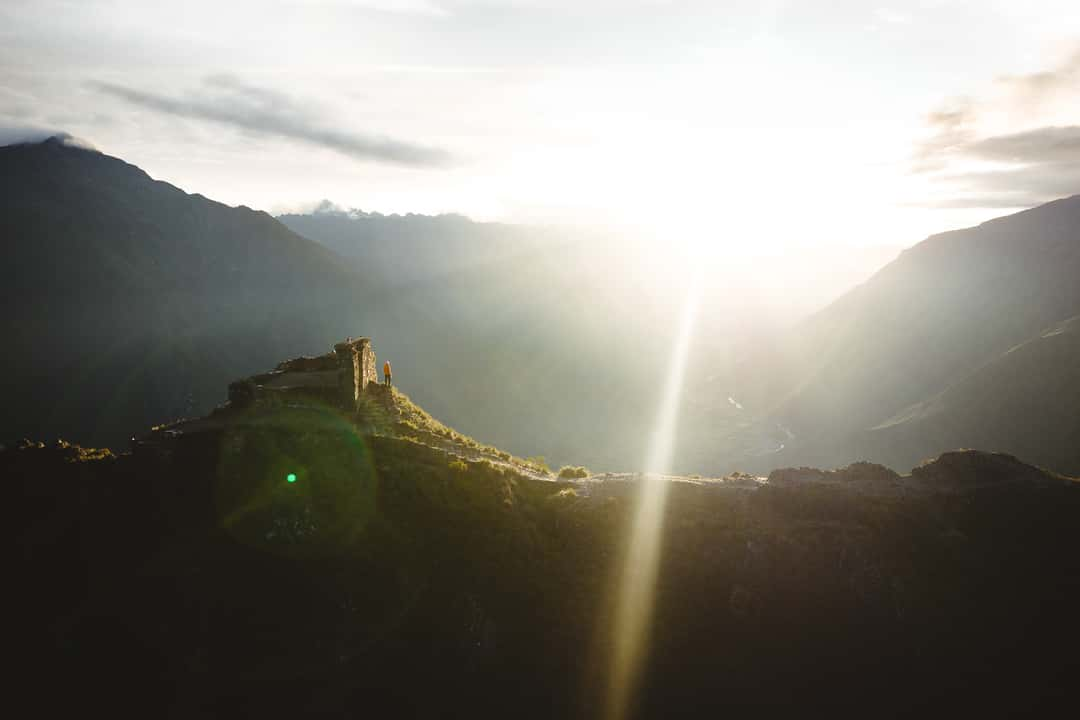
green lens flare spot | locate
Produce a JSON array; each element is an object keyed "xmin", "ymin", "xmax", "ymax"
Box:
[{"xmin": 286, "ymin": 473, "xmax": 297, "ymax": 483}]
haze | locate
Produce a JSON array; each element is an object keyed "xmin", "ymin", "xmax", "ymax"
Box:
[{"xmin": 6, "ymin": 1, "xmax": 1080, "ymax": 262}]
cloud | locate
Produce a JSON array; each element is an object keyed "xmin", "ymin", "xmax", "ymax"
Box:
[
  {"xmin": 913, "ymin": 123, "xmax": 1080, "ymax": 208},
  {"xmin": 911, "ymin": 46, "xmax": 1080, "ymax": 208},
  {"xmin": 916, "ymin": 189, "xmax": 1064, "ymax": 210},
  {"xmin": 911, "ymin": 98, "xmax": 976, "ymax": 172},
  {"xmin": 92, "ymin": 75, "xmax": 455, "ymax": 168},
  {"xmin": 998, "ymin": 48, "xmax": 1080, "ymax": 106},
  {"xmin": 965, "ymin": 125, "xmax": 1080, "ymax": 165},
  {"xmin": 918, "ymin": 150, "xmax": 1080, "ymax": 209}
]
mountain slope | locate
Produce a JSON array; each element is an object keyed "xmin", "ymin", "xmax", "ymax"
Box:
[
  {"xmin": 0, "ymin": 137, "xmax": 367, "ymax": 447},
  {"xmin": 862, "ymin": 314, "xmax": 1080, "ymax": 471},
  {"xmin": 741, "ymin": 195, "xmax": 1080, "ymax": 474}
]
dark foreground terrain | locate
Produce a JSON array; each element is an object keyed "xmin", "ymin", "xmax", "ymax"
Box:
[{"xmin": 7, "ymin": 395, "xmax": 1080, "ymax": 718}]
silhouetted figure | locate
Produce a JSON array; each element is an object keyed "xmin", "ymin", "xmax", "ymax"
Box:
[{"xmin": 383, "ymin": 360, "xmax": 392, "ymax": 387}]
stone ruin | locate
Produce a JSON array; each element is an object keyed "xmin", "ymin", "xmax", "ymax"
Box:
[{"xmin": 227, "ymin": 337, "xmax": 379, "ymax": 412}]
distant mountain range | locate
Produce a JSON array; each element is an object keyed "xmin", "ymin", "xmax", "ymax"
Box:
[
  {"xmin": 3, "ymin": 136, "xmax": 1078, "ymax": 477},
  {"xmin": 279, "ymin": 202, "xmax": 556, "ymax": 286}
]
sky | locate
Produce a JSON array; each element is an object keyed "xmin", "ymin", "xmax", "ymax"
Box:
[{"xmin": 5, "ymin": 0, "xmax": 1080, "ymax": 255}]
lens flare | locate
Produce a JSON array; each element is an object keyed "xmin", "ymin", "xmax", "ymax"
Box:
[
  {"xmin": 214, "ymin": 402, "xmax": 379, "ymax": 553},
  {"xmin": 607, "ymin": 268, "xmax": 703, "ymax": 720}
]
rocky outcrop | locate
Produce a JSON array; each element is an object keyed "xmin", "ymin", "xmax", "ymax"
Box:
[
  {"xmin": 766, "ymin": 466, "xmax": 826, "ymax": 485},
  {"xmin": 766, "ymin": 451, "xmax": 1069, "ymax": 496},
  {"xmin": 909, "ymin": 448, "xmax": 1061, "ymax": 490}
]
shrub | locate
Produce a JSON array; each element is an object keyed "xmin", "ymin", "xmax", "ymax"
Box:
[
  {"xmin": 448, "ymin": 459, "xmax": 468, "ymax": 473},
  {"xmin": 526, "ymin": 456, "xmax": 551, "ymax": 473},
  {"xmin": 557, "ymin": 465, "xmax": 589, "ymax": 479}
]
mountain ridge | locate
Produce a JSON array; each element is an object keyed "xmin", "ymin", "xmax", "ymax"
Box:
[
  {"xmin": 6, "ymin": 136, "xmax": 1080, "ymax": 477},
  {"xmin": 0, "ymin": 137, "xmax": 370, "ymax": 448}
]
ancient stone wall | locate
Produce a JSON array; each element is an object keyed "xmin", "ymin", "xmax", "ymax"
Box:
[
  {"xmin": 228, "ymin": 336, "xmax": 378, "ymax": 412},
  {"xmin": 275, "ymin": 355, "xmax": 338, "ymax": 373},
  {"xmin": 333, "ymin": 337, "xmax": 377, "ymax": 410},
  {"xmin": 359, "ymin": 340, "xmax": 377, "ymax": 390}
]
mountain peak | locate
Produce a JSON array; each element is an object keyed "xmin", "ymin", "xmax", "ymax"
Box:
[
  {"xmin": 0, "ymin": 130, "xmax": 99, "ymax": 152},
  {"xmin": 46, "ymin": 133, "xmax": 97, "ymax": 151}
]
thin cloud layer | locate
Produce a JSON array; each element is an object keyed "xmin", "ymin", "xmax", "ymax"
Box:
[
  {"xmin": 998, "ymin": 47, "xmax": 1080, "ymax": 108},
  {"xmin": 967, "ymin": 125, "xmax": 1080, "ymax": 165},
  {"xmin": 936, "ymin": 162, "xmax": 1080, "ymax": 207},
  {"xmin": 911, "ymin": 100, "xmax": 976, "ymax": 173},
  {"xmin": 912, "ymin": 46, "xmax": 1080, "ymax": 209},
  {"xmin": 93, "ymin": 76, "xmax": 454, "ymax": 168}
]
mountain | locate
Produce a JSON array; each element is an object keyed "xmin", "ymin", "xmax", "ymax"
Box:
[
  {"xmin": 7, "ymin": 136, "xmax": 1076, "ymax": 478},
  {"xmin": 0, "ymin": 137, "xmax": 367, "ymax": 448},
  {"xmin": 7, "ymin": 354, "xmax": 1080, "ymax": 718},
  {"xmin": 276, "ymin": 207, "xmax": 898, "ymax": 474},
  {"xmin": 0, "ymin": 140, "xmax": 685, "ymax": 467},
  {"xmin": 732, "ymin": 196, "xmax": 1080, "ymax": 475},
  {"xmin": 0, "ymin": 137, "xmax": 900, "ymax": 471},
  {"xmin": 278, "ymin": 206, "xmax": 697, "ymax": 470},
  {"xmin": 279, "ymin": 202, "xmax": 556, "ymax": 286}
]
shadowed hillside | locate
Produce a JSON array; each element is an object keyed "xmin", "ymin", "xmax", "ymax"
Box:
[
  {"xmin": 0, "ymin": 138, "xmax": 369, "ymax": 448},
  {"xmin": 724, "ymin": 196, "xmax": 1080, "ymax": 475},
  {"xmin": 7, "ymin": 383, "xmax": 1079, "ymax": 718}
]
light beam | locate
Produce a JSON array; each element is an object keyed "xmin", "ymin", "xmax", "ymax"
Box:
[{"xmin": 606, "ymin": 266, "xmax": 704, "ymax": 720}]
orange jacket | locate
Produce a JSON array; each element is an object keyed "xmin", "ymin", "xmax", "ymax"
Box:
[{"xmin": 383, "ymin": 361, "xmax": 392, "ymax": 376}]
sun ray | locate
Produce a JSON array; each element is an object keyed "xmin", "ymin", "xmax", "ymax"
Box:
[{"xmin": 606, "ymin": 266, "xmax": 704, "ymax": 720}]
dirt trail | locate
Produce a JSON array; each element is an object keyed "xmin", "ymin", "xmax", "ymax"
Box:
[{"xmin": 419, "ymin": 432, "xmax": 767, "ymax": 493}]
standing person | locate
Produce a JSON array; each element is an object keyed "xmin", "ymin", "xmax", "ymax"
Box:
[{"xmin": 383, "ymin": 360, "xmax": 392, "ymax": 387}]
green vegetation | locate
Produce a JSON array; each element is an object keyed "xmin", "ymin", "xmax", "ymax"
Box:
[
  {"xmin": 384, "ymin": 388, "xmax": 546, "ymax": 473},
  {"xmin": 522, "ymin": 456, "xmax": 548, "ymax": 473},
  {"xmin": 557, "ymin": 465, "xmax": 589, "ymax": 479}
]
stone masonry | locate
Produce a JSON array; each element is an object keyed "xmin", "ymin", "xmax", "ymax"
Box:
[
  {"xmin": 228, "ymin": 336, "xmax": 378, "ymax": 411},
  {"xmin": 334, "ymin": 337, "xmax": 378, "ymax": 409}
]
